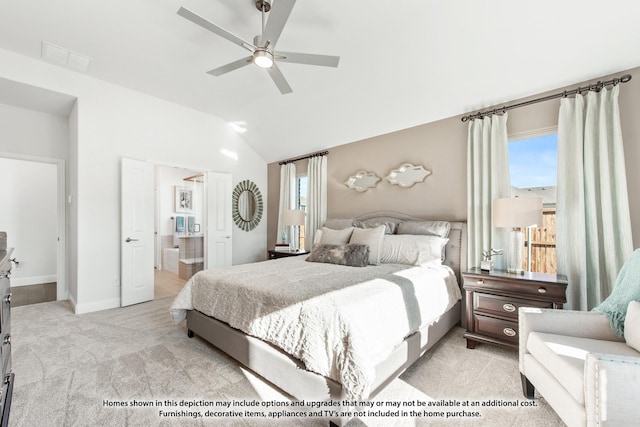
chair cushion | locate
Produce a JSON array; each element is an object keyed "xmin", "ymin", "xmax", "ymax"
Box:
[
  {"xmin": 527, "ymin": 332, "xmax": 640, "ymax": 405},
  {"xmin": 625, "ymin": 300, "xmax": 640, "ymax": 352}
]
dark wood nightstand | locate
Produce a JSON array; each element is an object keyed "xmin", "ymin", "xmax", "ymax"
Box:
[
  {"xmin": 268, "ymin": 249, "xmax": 310, "ymax": 259},
  {"xmin": 463, "ymin": 268, "xmax": 567, "ymax": 350}
]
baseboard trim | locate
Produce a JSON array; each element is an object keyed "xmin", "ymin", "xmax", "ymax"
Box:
[
  {"xmin": 73, "ymin": 297, "xmax": 120, "ymax": 314},
  {"xmin": 11, "ymin": 275, "xmax": 57, "ymax": 287}
]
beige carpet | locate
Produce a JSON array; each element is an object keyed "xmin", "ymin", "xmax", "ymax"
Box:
[{"xmin": 10, "ymin": 298, "xmax": 564, "ymax": 426}]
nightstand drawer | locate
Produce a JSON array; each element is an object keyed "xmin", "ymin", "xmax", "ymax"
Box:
[
  {"xmin": 474, "ymin": 314, "xmax": 519, "ymax": 345},
  {"xmin": 474, "ymin": 293, "xmax": 554, "ymax": 320},
  {"xmin": 464, "ymin": 275, "xmax": 566, "ymax": 301}
]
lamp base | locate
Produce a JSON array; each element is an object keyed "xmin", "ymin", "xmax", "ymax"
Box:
[{"xmin": 480, "ymin": 260, "xmax": 494, "ymax": 272}]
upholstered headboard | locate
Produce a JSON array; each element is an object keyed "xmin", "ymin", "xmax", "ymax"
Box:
[{"xmin": 352, "ymin": 211, "xmax": 468, "ymax": 285}]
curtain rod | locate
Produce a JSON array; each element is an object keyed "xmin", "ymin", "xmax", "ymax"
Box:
[
  {"xmin": 278, "ymin": 150, "xmax": 329, "ymax": 165},
  {"xmin": 460, "ymin": 74, "xmax": 632, "ymax": 122}
]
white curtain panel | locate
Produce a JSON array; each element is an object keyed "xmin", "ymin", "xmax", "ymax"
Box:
[
  {"xmin": 557, "ymin": 85, "xmax": 633, "ymax": 310},
  {"xmin": 467, "ymin": 113, "xmax": 511, "ymax": 270},
  {"xmin": 306, "ymin": 155, "xmax": 327, "ymax": 251},
  {"xmin": 277, "ymin": 163, "xmax": 296, "ymax": 244}
]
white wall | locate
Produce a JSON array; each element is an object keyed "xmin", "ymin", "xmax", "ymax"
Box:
[
  {"xmin": 0, "ymin": 158, "xmax": 57, "ymax": 285},
  {"xmin": 0, "ymin": 47, "xmax": 268, "ymax": 314},
  {"xmin": 0, "ymin": 102, "xmax": 69, "ymax": 159}
]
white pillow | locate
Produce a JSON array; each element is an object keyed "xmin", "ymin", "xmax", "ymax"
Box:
[
  {"xmin": 380, "ymin": 235, "xmax": 448, "ymax": 265},
  {"xmin": 318, "ymin": 226, "xmax": 354, "ymax": 245},
  {"xmin": 349, "ymin": 225, "xmax": 386, "ymax": 265},
  {"xmin": 624, "ymin": 300, "xmax": 640, "ymax": 352}
]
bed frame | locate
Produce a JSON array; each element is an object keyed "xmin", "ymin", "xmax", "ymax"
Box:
[{"xmin": 186, "ymin": 213, "xmax": 467, "ymax": 426}]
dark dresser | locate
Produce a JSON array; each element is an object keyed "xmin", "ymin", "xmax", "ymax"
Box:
[{"xmin": 0, "ymin": 248, "xmax": 14, "ymax": 427}]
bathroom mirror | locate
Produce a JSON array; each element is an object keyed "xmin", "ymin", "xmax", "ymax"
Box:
[
  {"xmin": 232, "ymin": 180, "xmax": 263, "ymax": 231},
  {"xmin": 385, "ymin": 163, "xmax": 432, "ymax": 188}
]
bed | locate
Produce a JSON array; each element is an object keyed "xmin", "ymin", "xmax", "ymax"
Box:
[{"xmin": 170, "ymin": 212, "xmax": 467, "ymax": 426}]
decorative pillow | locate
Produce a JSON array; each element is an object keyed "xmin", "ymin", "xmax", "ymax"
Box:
[
  {"xmin": 306, "ymin": 244, "xmax": 369, "ymax": 267},
  {"xmin": 593, "ymin": 249, "xmax": 640, "ymax": 337},
  {"xmin": 318, "ymin": 226, "xmax": 354, "ymax": 245},
  {"xmin": 355, "ymin": 220, "xmax": 398, "ymax": 235},
  {"xmin": 624, "ymin": 300, "xmax": 640, "ymax": 352},
  {"xmin": 323, "ymin": 218, "xmax": 355, "ymax": 230},
  {"xmin": 380, "ymin": 235, "xmax": 449, "ymax": 265},
  {"xmin": 397, "ymin": 221, "xmax": 451, "ymax": 238},
  {"xmin": 349, "ymin": 225, "xmax": 386, "ymax": 265}
]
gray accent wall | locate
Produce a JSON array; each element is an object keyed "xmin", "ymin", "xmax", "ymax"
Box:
[{"xmin": 267, "ymin": 65, "xmax": 640, "ymax": 251}]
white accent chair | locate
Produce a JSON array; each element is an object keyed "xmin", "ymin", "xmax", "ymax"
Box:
[{"xmin": 519, "ymin": 302, "xmax": 640, "ymax": 427}]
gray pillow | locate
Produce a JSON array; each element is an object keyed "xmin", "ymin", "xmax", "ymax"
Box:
[
  {"xmin": 355, "ymin": 220, "xmax": 398, "ymax": 235},
  {"xmin": 306, "ymin": 244, "xmax": 370, "ymax": 267},
  {"xmin": 397, "ymin": 221, "xmax": 451, "ymax": 238},
  {"xmin": 323, "ymin": 218, "xmax": 355, "ymax": 230}
]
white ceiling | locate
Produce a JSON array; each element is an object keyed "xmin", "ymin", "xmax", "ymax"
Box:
[{"xmin": 1, "ymin": 0, "xmax": 640, "ymax": 163}]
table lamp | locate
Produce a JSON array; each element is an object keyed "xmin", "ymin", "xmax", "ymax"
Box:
[
  {"xmin": 284, "ymin": 209, "xmax": 306, "ymax": 252},
  {"xmin": 493, "ymin": 196, "xmax": 543, "ymax": 274}
]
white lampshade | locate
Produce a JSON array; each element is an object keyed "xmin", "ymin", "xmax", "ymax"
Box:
[
  {"xmin": 493, "ymin": 197, "xmax": 543, "ymax": 228},
  {"xmin": 284, "ymin": 209, "xmax": 305, "ymax": 226}
]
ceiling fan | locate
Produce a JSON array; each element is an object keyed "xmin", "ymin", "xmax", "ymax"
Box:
[{"xmin": 178, "ymin": 0, "xmax": 340, "ymax": 94}]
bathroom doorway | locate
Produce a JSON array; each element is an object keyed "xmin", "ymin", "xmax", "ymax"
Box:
[{"xmin": 153, "ymin": 164, "xmax": 205, "ymax": 298}]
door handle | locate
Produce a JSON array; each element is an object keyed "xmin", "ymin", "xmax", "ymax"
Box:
[{"xmin": 125, "ymin": 237, "xmax": 139, "ymax": 243}]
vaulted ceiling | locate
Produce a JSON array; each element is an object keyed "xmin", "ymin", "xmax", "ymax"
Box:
[{"xmin": 1, "ymin": 0, "xmax": 640, "ymax": 162}]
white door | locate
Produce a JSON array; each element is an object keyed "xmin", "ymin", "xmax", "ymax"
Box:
[
  {"xmin": 206, "ymin": 172, "xmax": 232, "ymax": 268},
  {"xmin": 121, "ymin": 158, "xmax": 155, "ymax": 306}
]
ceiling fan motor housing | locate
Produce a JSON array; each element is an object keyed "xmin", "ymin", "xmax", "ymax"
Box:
[{"xmin": 255, "ymin": 0, "xmax": 272, "ymax": 12}]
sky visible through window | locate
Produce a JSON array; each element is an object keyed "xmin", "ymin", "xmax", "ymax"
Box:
[
  {"xmin": 509, "ymin": 134, "xmax": 557, "ymax": 189},
  {"xmin": 297, "ymin": 176, "xmax": 307, "ymax": 210}
]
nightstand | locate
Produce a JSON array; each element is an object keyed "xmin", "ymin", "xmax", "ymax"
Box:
[
  {"xmin": 267, "ymin": 249, "xmax": 310, "ymax": 260},
  {"xmin": 463, "ymin": 268, "xmax": 567, "ymax": 350}
]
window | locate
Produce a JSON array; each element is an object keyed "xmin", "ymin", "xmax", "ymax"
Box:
[
  {"xmin": 508, "ymin": 133, "xmax": 557, "ymax": 274},
  {"xmin": 296, "ymin": 175, "xmax": 308, "ymax": 250}
]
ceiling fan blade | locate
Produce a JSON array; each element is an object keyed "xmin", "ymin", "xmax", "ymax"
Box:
[
  {"xmin": 207, "ymin": 56, "xmax": 253, "ymax": 76},
  {"xmin": 266, "ymin": 64, "xmax": 293, "ymax": 94},
  {"xmin": 262, "ymin": 0, "xmax": 296, "ymax": 47},
  {"xmin": 276, "ymin": 51, "xmax": 340, "ymax": 67},
  {"xmin": 178, "ymin": 7, "xmax": 255, "ymax": 52}
]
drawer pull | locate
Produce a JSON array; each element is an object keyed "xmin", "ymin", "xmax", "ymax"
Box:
[
  {"xmin": 503, "ymin": 328, "xmax": 516, "ymax": 337},
  {"xmin": 537, "ymin": 287, "xmax": 547, "ymax": 294},
  {"xmin": 3, "ymin": 335, "xmax": 10, "ymax": 345},
  {"xmin": 476, "ymin": 279, "xmax": 484, "ymax": 285},
  {"xmin": 3, "ymin": 293, "xmax": 10, "ymax": 304},
  {"xmin": 502, "ymin": 303, "xmax": 516, "ymax": 312}
]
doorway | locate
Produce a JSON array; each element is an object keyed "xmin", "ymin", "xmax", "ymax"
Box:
[
  {"xmin": 153, "ymin": 164, "xmax": 205, "ymax": 299},
  {"xmin": 121, "ymin": 158, "xmax": 232, "ymax": 306},
  {"xmin": 0, "ymin": 155, "xmax": 66, "ymax": 306}
]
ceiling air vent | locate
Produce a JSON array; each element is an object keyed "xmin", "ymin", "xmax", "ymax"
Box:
[{"xmin": 41, "ymin": 41, "xmax": 93, "ymax": 72}]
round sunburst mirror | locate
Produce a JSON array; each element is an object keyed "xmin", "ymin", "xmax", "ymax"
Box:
[{"xmin": 232, "ymin": 180, "xmax": 263, "ymax": 231}]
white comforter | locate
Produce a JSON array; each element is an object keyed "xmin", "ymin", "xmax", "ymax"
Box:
[{"xmin": 170, "ymin": 257, "xmax": 461, "ymax": 399}]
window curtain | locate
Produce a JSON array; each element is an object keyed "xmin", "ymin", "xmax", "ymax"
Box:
[
  {"xmin": 556, "ymin": 85, "xmax": 633, "ymax": 310},
  {"xmin": 305, "ymin": 155, "xmax": 327, "ymax": 251},
  {"xmin": 467, "ymin": 113, "xmax": 511, "ymax": 270},
  {"xmin": 277, "ymin": 163, "xmax": 296, "ymax": 244}
]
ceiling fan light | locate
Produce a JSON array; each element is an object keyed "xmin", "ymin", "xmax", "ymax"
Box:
[{"xmin": 253, "ymin": 49, "xmax": 274, "ymax": 69}]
